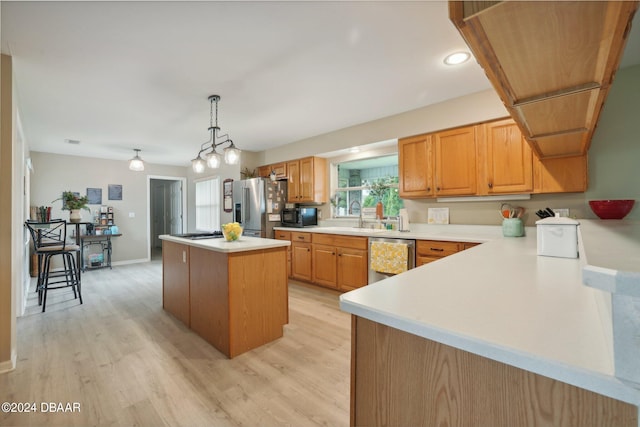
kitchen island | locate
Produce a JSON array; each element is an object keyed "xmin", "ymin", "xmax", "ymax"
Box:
[
  {"xmin": 339, "ymin": 220, "xmax": 640, "ymax": 427},
  {"xmin": 160, "ymin": 234, "xmax": 290, "ymax": 358}
]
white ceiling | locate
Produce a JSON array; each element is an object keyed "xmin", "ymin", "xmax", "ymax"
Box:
[{"xmin": 2, "ymin": 1, "xmax": 639, "ymax": 167}]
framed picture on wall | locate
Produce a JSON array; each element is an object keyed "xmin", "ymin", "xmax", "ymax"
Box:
[
  {"xmin": 108, "ymin": 184, "xmax": 123, "ymax": 201},
  {"xmin": 87, "ymin": 188, "xmax": 102, "ymax": 204},
  {"xmin": 223, "ymin": 179, "xmax": 233, "ymax": 213}
]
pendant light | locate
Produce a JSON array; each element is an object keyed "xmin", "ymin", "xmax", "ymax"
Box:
[
  {"xmin": 191, "ymin": 95, "xmax": 241, "ymax": 173},
  {"xmin": 129, "ymin": 149, "xmax": 145, "ymax": 171}
]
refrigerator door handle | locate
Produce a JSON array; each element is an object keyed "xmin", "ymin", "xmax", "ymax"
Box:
[{"xmin": 243, "ymin": 187, "xmax": 250, "ymax": 222}]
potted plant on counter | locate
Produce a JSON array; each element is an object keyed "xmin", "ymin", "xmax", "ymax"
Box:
[{"xmin": 53, "ymin": 191, "xmax": 90, "ymax": 223}]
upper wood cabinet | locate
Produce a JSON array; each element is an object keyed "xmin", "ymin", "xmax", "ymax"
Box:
[
  {"xmin": 258, "ymin": 162, "xmax": 287, "ymax": 179},
  {"xmin": 450, "ymin": 1, "xmax": 638, "ymax": 159},
  {"xmin": 399, "ymin": 118, "xmax": 586, "ymax": 198},
  {"xmin": 533, "ymin": 155, "xmax": 588, "ymax": 194},
  {"xmin": 434, "ymin": 126, "xmax": 477, "ymax": 196},
  {"xmin": 478, "ymin": 119, "xmax": 533, "ymax": 195},
  {"xmin": 399, "ymin": 126, "xmax": 476, "ymax": 198},
  {"xmin": 399, "ymin": 134, "xmax": 434, "ymax": 198},
  {"xmin": 287, "ymin": 156, "xmax": 327, "ymax": 203}
]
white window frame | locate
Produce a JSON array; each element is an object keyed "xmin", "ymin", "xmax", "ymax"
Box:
[{"xmin": 195, "ymin": 176, "xmax": 220, "ymax": 232}]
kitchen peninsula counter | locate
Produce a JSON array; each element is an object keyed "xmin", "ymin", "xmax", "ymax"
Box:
[
  {"xmin": 159, "ymin": 235, "xmax": 290, "ymax": 358},
  {"xmin": 338, "ymin": 220, "xmax": 640, "ymax": 426}
]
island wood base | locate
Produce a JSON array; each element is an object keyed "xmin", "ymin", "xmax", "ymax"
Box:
[
  {"xmin": 351, "ymin": 316, "xmax": 637, "ymax": 427},
  {"xmin": 163, "ymin": 241, "xmax": 288, "ymax": 358}
]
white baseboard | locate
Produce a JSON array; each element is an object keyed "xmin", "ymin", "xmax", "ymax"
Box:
[
  {"xmin": 0, "ymin": 349, "xmax": 17, "ymax": 374},
  {"xmin": 112, "ymin": 258, "xmax": 150, "ymax": 266}
]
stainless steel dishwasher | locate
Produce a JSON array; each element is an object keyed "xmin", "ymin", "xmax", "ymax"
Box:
[{"xmin": 368, "ymin": 237, "xmax": 416, "ymax": 283}]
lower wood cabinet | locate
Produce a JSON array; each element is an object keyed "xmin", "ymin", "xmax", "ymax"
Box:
[
  {"xmin": 162, "ymin": 241, "xmax": 190, "ymax": 326},
  {"xmin": 416, "ymin": 240, "xmax": 479, "ymax": 267},
  {"xmin": 351, "ymin": 316, "xmax": 637, "ymax": 427},
  {"xmin": 161, "ymin": 240, "xmax": 288, "ymax": 358},
  {"xmin": 291, "ymin": 231, "xmax": 312, "ymax": 281},
  {"xmin": 274, "ymin": 230, "xmax": 292, "ymax": 278},
  {"xmin": 312, "ymin": 244, "xmax": 337, "ymax": 287},
  {"xmin": 336, "ymin": 247, "xmax": 368, "ymax": 292},
  {"xmin": 312, "ymin": 234, "xmax": 368, "ymax": 291}
]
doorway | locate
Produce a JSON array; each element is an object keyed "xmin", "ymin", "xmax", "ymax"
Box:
[{"xmin": 148, "ymin": 176, "xmax": 186, "ymax": 261}]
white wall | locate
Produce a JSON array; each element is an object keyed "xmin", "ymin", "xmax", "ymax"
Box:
[
  {"xmin": 259, "ymin": 67, "xmax": 640, "ymax": 226},
  {"xmin": 260, "ymin": 89, "xmax": 508, "ymax": 164},
  {"xmin": 29, "ymin": 152, "xmax": 187, "ymax": 263}
]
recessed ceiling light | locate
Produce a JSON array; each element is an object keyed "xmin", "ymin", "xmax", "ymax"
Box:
[
  {"xmin": 443, "ymin": 51, "xmax": 471, "ymax": 66},
  {"xmin": 65, "ymin": 138, "xmax": 81, "ymax": 145}
]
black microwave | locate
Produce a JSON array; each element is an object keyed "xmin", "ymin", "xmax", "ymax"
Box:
[{"xmin": 281, "ymin": 207, "xmax": 318, "ymax": 228}]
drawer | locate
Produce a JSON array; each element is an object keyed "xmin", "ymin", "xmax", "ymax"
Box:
[
  {"xmin": 416, "ymin": 240, "xmax": 461, "ymax": 258},
  {"xmin": 313, "ymin": 233, "xmax": 368, "ymax": 250},
  {"xmin": 291, "ymin": 231, "xmax": 312, "ymax": 243},
  {"xmin": 274, "ymin": 230, "xmax": 291, "ymax": 241}
]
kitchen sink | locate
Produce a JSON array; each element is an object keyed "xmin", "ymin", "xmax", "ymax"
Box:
[{"xmin": 315, "ymin": 227, "xmax": 386, "ymax": 233}]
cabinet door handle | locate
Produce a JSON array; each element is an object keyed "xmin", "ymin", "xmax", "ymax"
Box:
[
  {"xmin": 430, "ymin": 248, "xmax": 444, "ymax": 252},
  {"xmin": 297, "ymin": 236, "xmax": 304, "ymax": 240},
  {"xmin": 427, "ymin": 187, "xmax": 431, "ymax": 192},
  {"xmin": 488, "ymin": 182, "xmax": 493, "ymax": 189},
  {"xmin": 436, "ymin": 187, "xmax": 441, "ymax": 192},
  {"xmin": 307, "ymin": 248, "xmax": 310, "ymax": 252},
  {"xmin": 331, "ymin": 252, "xmax": 335, "ymax": 255}
]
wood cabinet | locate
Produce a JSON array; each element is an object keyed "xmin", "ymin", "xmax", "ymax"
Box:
[
  {"xmin": 287, "ymin": 156, "xmax": 327, "ymax": 203},
  {"xmin": 258, "ymin": 162, "xmax": 287, "ymax": 179},
  {"xmin": 434, "ymin": 125, "xmax": 477, "ymax": 196},
  {"xmin": 162, "ymin": 240, "xmax": 288, "ymax": 359},
  {"xmin": 336, "ymin": 247, "xmax": 368, "ymax": 292},
  {"xmin": 399, "ymin": 119, "xmax": 586, "ymax": 198},
  {"xmin": 312, "ymin": 234, "xmax": 368, "ymax": 291},
  {"xmin": 399, "ymin": 126, "xmax": 477, "ymax": 198},
  {"xmin": 274, "ymin": 230, "xmax": 292, "ymax": 278},
  {"xmin": 312, "ymin": 244, "xmax": 337, "ymax": 288},
  {"xmin": 291, "ymin": 231, "xmax": 312, "ymax": 281},
  {"xmin": 351, "ymin": 316, "xmax": 637, "ymax": 427},
  {"xmin": 478, "ymin": 119, "xmax": 533, "ymax": 195},
  {"xmin": 450, "ymin": 1, "xmax": 638, "ymax": 159},
  {"xmin": 416, "ymin": 239, "xmax": 479, "ymax": 267},
  {"xmin": 416, "ymin": 240, "xmax": 461, "ymax": 267},
  {"xmin": 533, "ymin": 154, "xmax": 588, "ymax": 193},
  {"xmin": 398, "ymin": 134, "xmax": 434, "ymax": 198},
  {"xmin": 162, "ymin": 241, "xmax": 190, "ymax": 326}
]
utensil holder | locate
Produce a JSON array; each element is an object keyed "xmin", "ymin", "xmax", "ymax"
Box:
[{"xmin": 502, "ymin": 218, "xmax": 524, "ymax": 237}]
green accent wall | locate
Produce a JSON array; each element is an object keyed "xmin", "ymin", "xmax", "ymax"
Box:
[{"xmin": 587, "ymin": 64, "xmax": 640, "ymax": 220}]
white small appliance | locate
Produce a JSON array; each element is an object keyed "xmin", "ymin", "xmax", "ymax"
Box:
[{"xmin": 536, "ymin": 215, "xmax": 579, "ymax": 258}]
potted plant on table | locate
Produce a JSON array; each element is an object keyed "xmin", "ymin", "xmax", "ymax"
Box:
[{"xmin": 52, "ymin": 191, "xmax": 90, "ymax": 223}]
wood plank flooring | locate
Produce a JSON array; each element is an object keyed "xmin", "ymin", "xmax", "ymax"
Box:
[{"xmin": 0, "ymin": 260, "xmax": 351, "ymax": 426}]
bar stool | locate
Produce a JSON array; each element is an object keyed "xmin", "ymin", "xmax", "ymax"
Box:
[{"xmin": 25, "ymin": 219, "xmax": 82, "ymax": 312}]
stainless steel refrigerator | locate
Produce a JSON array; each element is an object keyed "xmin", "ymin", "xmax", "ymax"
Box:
[{"xmin": 233, "ymin": 178, "xmax": 287, "ymax": 238}]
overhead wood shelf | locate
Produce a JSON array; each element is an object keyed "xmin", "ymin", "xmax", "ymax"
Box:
[{"xmin": 450, "ymin": 1, "xmax": 638, "ymax": 159}]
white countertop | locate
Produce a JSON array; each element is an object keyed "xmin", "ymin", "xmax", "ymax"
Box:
[
  {"xmin": 159, "ymin": 234, "xmax": 290, "ymax": 253},
  {"xmin": 275, "ymin": 224, "xmax": 504, "ymax": 242},
  {"xmin": 580, "ymin": 220, "xmax": 640, "ymax": 297},
  {"xmin": 338, "ymin": 220, "xmax": 640, "ymax": 406}
]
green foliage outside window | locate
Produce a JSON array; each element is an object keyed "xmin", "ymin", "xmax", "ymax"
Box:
[{"xmin": 362, "ymin": 176, "xmax": 403, "ymax": 217}]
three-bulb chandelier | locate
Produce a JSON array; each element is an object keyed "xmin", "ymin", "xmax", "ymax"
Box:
[{"xmin": 191, "ymin": 95, "xmax": 241, "ymax": 173}]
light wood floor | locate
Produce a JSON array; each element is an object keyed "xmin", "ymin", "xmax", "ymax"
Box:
[{"xmin": 0, "ymin": 260, "xmax": 351, "ymax": 426}]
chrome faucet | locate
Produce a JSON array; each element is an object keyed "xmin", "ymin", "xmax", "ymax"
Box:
[{"xmin": 349, "ymin": 200, "xmax": 364, "ymax": 228}]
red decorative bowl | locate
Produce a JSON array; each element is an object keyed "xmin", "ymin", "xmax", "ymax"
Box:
[{"xmin": 588, "ymin": 200, "xmax": 635, "ymax": 219}]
